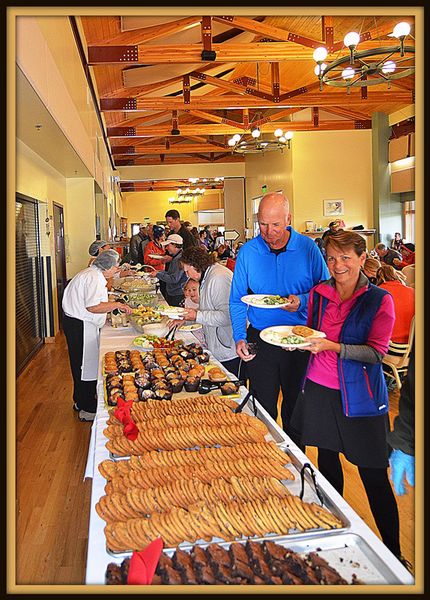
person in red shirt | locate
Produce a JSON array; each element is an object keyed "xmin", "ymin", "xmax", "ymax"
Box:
[
  {"xmin": 376, "ymin": 264, "xmax": 414, "ymax": 343},
  {"xmin": 392, "ymin": 243, "xmax": 415, "ymax": 270},
  {"xmin": 143, "ymin": 225, "xmax": 170, "ymax": 272}
]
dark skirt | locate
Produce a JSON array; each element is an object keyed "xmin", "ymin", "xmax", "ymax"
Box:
[{"xmin": 291, "ymin": 379, "xmax": 391, "ymax": 468}]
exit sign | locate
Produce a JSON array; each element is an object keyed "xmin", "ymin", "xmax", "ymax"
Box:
[{"xmin": 262, "ymin": 184, "xmax": 267, "ymax": 193}]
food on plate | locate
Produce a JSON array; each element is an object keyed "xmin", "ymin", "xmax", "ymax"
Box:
[
  {"xmin": 220, "ymin": 382, "xmax": 240, "ymax": 396},
  {"xmin": 291, "ymin": 325, "xmax": 316, "ymax": 338},
  {"xmin": 266, "ymin": 332, "xmax": 307, "ymax": 346},
  {"xmin": 132, "ymin": 335, "xmax": 182, "ymax": 349},
  {"xmin": 254, "ymin": 295, "xmax": 288, "ymax": 306},
  {"xmin": 130, "ymin": 306, "xmax": 162, "ymax": 326}
]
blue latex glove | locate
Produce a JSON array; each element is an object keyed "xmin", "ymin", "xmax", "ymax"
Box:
[{"xmin": 389, "ymin": 449, "xmax": 415, "ymax": 496}]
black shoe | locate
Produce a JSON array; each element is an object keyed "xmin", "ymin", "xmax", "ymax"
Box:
[{"xmin": 73, "ymin": 402, "xmax": 79, "ymax": 412}]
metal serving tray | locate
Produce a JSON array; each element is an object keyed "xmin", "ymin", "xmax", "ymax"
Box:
[{"xmin": 106, "ymin": 533, "xmax": 412, "ymax": 585}]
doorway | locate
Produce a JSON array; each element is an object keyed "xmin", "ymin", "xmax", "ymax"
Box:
[{"xmin": 53, "ymin": 203, "xmax": 67, "ymax": 330}]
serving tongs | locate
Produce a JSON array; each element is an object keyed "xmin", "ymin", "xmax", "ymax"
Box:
[
  {"xmin": 299, "ymin": 463, "xmax": 324, "ymax": 507},
  {"xmin": 165, "ymin": 324, "xmax": 178, "ymax": 341}
]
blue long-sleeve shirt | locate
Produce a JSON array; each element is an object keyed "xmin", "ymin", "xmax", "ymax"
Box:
[{"xmin": 229, "ymin": 228, "xmax": 330, "ymax": 343}]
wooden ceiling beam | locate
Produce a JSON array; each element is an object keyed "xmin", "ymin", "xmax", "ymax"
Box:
[
  {"xmin": 189, "ymin": 71, "xmax": 273, "ymax": 101},
  {"xmin": 108, "ymin": 119, "xmax": 372, "ymax": 140},
  {"xmin": 271, "ymin": 62, "xmax": 280, "ymax": 102},
  {"xmin": 212, "ymin": 15, "xmax": 324, "ymax": 48},
  {"xmin": 118, "ymin": 154, "xmax": 244, "ymax": 166},
  {"xmin": 322, "ymin": 16, "xmax": 334, "ymax": 47},
  {"xmin": 91, "ymin": 16, "xmax": 202, "ymax": 46},
  {"xmin": 112, "ymin": 144, "xmax": 230, "ymax": 155},
  {"xmin": 330, "ymin": 21, "xmax": 399, "ymax": 52},
  {"xmin": 187, "ymin": 109, "xmax": 246, "ymax": 130},
  {"xmin": 101, "ymin": 91, "xmax": 412, "ymax": 111}
]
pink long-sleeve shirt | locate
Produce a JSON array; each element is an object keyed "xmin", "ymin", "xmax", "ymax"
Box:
[{"xmin": 306, "ymin": 280, "xmax": 395, "ymax": 390}]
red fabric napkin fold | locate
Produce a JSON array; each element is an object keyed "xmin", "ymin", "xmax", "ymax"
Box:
[
  {"xmin": 114, "ymin": 398, "xmax": 139, "ymax": 440},
  {"xmin": 127, "ymin": 537, "xmax": 164, "ymax": 585}
]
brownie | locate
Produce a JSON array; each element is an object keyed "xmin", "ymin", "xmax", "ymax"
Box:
[
  {"xmin": 229, "ymin": 542, "xmax": 249, "ymax": 565},
  {"xmin": 105, "ymin": 563, "xmax": 123, "ymax": 584},
  {"xmin": 215, "ymin": 563, "xmax": 242, "ymax": 584},
  {"xmin": 264, "ymin": 540, "xmax": 288, "ymax": 562},
  {"xmin": 197, "ymin": 564, "xmax": 217, "ymax": 584},
  {"xmin": 172, "ymin": 549, "xmax": 194, "ymax": 572},
  {"xmin": 307, "ymin": 552, "xmax": 348, "ymax": 585},
  {"xmin": 156, "ymin": 553, "xmax": 173, "ymax": 575},
  {"xmin": 120, "ymin": 557, "xmax": 130, "ymax": 583},
  {"xmin": 162, "ymin": 565, "xmax": 183, "ymax": 585},
  {"xmin": 281, "ymin": 570, "xmax": 305, "ymax": 585},
  {"xmin": 151, "ymin": 574, "xmax": 163, "ymax": 585},
  {"xmin": 180, "ymin": 563, "xmax": 199, "ymax": 585},
  {"xmin": 206, "ymin": 544, "xmax": 231, "ymax": 569},
  {"xmin": 190, "ymin": 545, "xmax": 208, "ymax": 569},
  {"xmin": 231, "ymin": 560, "xmax": 255, "ymax": 582},
  {"xmin": 283, "ymin": 551, "xmax": 320, "ymax": 584}
]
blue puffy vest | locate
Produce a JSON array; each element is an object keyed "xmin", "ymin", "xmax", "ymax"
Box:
[{"xmin": 311, "ymin": 283, "xmax": 389, "ymax": 418}]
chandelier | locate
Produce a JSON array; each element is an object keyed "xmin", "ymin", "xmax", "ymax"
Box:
[
  {"xmin": 168, "ymin": 187, "xmax": 206, "ymax": 204},
  {"xmin": 227, "ymin": 125, "xmax": 293, "ymax": 154},
  {"xmin": 313, "ymin": 21, "xmax": 414, "ymax": 93}
]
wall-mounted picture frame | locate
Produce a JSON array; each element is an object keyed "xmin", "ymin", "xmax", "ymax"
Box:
[{"xmin": 323, "ymin": 199, "xmax": 344, "ymax": 217}]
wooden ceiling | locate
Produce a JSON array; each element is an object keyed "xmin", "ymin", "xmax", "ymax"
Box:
[{"xmin": 79, "ymin": 14, "xmax": 415, "ymax": 175}]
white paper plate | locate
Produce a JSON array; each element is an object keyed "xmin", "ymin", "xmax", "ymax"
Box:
[
  {"xmin": 148, "ymin": 254, "xmax": 164, "ymax": 259},
  {"xmin": 241, "ymin": 294, "xmax": 291, "ymax": 308},
  {"xmin": 179, "ymin": 323, "xmax": 203, "ymax": 332},
  {"xmin": 159, "ymin": 306, "xmax": 187, "ymax": 319},
  {"xmin": 260, "ymin": 325, "xmax": 326, "ymax": 349}
]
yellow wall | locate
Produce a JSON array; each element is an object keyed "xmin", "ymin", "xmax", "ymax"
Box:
[
  {"xmin": 65, "ymin": 179, "xmax": 96, "ymax": 278},
  {"xmin": 292, "ymin": 130, "xmax": 373, "ymax": 233},
  {"xmin": 122, "ymin": 191, "xmax": 199, "ymax": 234}
]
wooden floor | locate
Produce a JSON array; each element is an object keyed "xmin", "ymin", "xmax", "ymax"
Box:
[{"xmin": 15, "ymin": 334, "xmax": 414, "ymax": 584}]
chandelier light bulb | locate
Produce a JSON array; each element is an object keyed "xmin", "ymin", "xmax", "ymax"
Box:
[
  {"xmin": 393, "ymin": 22, "xmax": 411, "ymax": 38},
  {"xmin": 228, "ymin": 138, "xmax": 236, "ymax": 147},
  {"xmin": 279, "ymin": 136, "xmax": 286, "ymax": 143},
  {"xmin": 381, "ymin": 60, "xmax": 396, "ymax": 74},
  {"xmin": 232, "ymin": 133, "xmax": 241, "ymax": 143},
  {"xmin": 201, "ymin": 188, "xmax": 206, "ymax": 193},
  {"xmin": 343, "ymin": 31, "xmax": 360, "ymax": 48},
  {"xmin": 251, "ymin": 127, "xmax": 261, "ymax": 138},
  {"xmin": 285, "ymin": 131, "xmax": 293, "ymax": 140},
  {"xmin": 274, "ymin": 128, "xmax": 283, "ymax": 138},
  {"xmin": 177, "ymin": 188, "xmax": 182, "ymax": 193},
  {"xmin": 314, "ymin": 63, "xmax": 327, "ymax": 76},
  {"xmin": 313, "ymin": 47, "xmax": 328, "ymax": 62},
  {"xmin": 342, "ymin": 66, "xmax": 355, "ymax": 80}
]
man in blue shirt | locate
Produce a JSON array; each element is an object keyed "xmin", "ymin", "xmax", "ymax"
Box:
[{"xmin": 229, "ymin": 192, "xmax": 329, "ymax": 442}]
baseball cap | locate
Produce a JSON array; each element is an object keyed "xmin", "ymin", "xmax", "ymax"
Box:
[
  {"xmin": 160, "ymin": 234, "xmax": 183, "ymax": 246},
  {"xmin": 88, "ymin": 240, "xmax": 109, "ymax": 256}
]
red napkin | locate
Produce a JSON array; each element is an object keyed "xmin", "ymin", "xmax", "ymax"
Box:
[
  {"xmin": 113, "ymin": 398, "xmax": 139, "ymax": 440},
  {"xmin": 127, "ymin": 537, "xmax": 164, "ymax": 585}
]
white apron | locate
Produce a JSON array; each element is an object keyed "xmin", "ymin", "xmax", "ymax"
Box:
[{"xmin": 81, "ymin": 320, "xmax": 101, "ymax": 381}]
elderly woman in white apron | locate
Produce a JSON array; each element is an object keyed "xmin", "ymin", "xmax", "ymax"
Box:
[{"xmin": 62, "ymin": 250, "xmax": 132, "ymax": 421}]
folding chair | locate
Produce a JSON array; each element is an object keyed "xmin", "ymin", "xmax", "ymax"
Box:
[{"xmin": 382, "ymin": 315, "xmax": 415, "ymax": 390}]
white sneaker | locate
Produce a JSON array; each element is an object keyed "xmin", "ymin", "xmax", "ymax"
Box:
[{"xmin": 78, "ymin": 410, "xmax": 96, "ymax": 422}]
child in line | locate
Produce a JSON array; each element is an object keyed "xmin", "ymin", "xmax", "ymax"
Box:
[{"xmin": 181, "ymin": 278, "xmax": 206, "ymax": 347}]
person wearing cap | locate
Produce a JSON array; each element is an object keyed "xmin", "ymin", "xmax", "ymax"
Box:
[
  {"xmin": 155, "ymin": 234, "xmax": 187, "ymax": 306},
  {"xmin": 374, "ymin": 242, "xmax": 402, "ymax": 267},
  {"xmin": 129, "ymin": 224, "xmax": 148, "ymax": 264},
  {"xmin": 87, "ymin": 240, "xmax": 111, "ymax": 266},
  {"xmin": 62, "ymin": 250, "xmax": 133, "ymax": 422},
  {"xmin": 165, "ymin": 209, "xmax": 199, "ymax": 250}
]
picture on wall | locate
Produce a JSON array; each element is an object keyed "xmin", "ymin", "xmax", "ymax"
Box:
[{"xmin": 323, "ymin": 199, "xmax": 344, "ymax": 217}]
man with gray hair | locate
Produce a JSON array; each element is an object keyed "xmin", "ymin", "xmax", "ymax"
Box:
[
  {"xmin": 374, "ymin": 242, "xmax": 402, "ymax": 267},
  {"xmin": 62, "ymin": 250, "xmax": 132, "ymax": 421},
  {"xmin": 229, "ymin": 192, "xmax": 329, "ymax": 444}
]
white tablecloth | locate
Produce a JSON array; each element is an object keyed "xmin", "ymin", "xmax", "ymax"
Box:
[{"xmin": 84, "ymin": 314, "xmax": 414, "ymax": 585}]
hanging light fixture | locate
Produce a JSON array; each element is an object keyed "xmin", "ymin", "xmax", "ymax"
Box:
[
  {"xmin": 227, "ymin": 112, "xmax": 293, "ymax": 154},
  {"xmin": 313, "ymin": 21, "xmax": 414, "ymax": 93},
  {"xmin": 168, "ymin": 187, "xmax": 206, "ymax": 204}
]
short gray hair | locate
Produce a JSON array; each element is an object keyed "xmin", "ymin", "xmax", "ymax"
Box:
[
  {"xmin": 375, "ymin": 243, "xmax": 387, "ymax": 251},
  {"xmin": 93, "ymin": 249, "xmax": 120, "ymax": 271}
]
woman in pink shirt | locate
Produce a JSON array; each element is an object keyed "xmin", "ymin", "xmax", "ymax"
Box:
[{"xmin": 291, "ymin": 230, "xmax": 402, "ymax": 560}]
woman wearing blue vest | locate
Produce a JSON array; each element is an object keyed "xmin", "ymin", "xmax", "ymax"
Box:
[{"xmin": 291, "ymin": 230, "xmax": 403, "ymax": 560}]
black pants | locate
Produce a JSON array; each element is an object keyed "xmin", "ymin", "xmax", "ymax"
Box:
[
  {"xmin": 318, "ymin": 448, "xmax": 401, "ymax": 557},
  {"xmin": 247, "ymin": 325, "xmax": 309, "ymax": 442},
  {"xmin": 167, "ymin": 293, "xmax": 184, "ymax": 307},
  {"xmin": 220, "ymin": 357, "xmax": 240, "ymax": 378},
  {"xmin": 63, "ymin": 315, "xmax": 97, "ymax": 413}
]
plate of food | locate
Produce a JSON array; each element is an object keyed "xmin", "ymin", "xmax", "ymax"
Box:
[
  {"xmin": 241, "ymin": 294, "xmax": 291, "ymax": 308},
  {"xmin": 132, "ymin": 335, "xmax": 183, "ymax": 350},
  {"xmin": 178, "ymin": 323, "xmax": 203, "ymax": 332},
  {"xmin": 159, "ymin": 306, "xmax": 188, "ymax": 319},
  {"xmin": 260, "ymin": 325, "xmax": 326, "ymax": 349}
]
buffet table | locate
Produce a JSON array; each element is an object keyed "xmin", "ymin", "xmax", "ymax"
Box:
[{"xmin": 84, "ymin": 310, "xmax": 414, "ymax": 586}]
